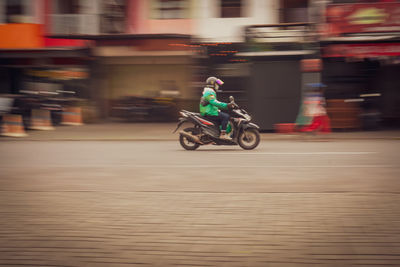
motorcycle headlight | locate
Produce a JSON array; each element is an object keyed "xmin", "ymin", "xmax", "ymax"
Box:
[{"xmin": 180, "ymin": 111, "xmax": 188, "ymax": 117}]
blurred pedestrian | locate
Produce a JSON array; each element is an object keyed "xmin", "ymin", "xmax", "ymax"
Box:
[
  {"xmin": 298, "ymin": 84, "xmax": 331, "ymax": 134},
  {"xmin": 294, "ymin": 93, "xmax": 313, "ymax": 132}
]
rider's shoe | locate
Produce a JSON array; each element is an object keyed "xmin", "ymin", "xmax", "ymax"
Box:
[{"xmin": 219, "ymin": 130, "xmax": 231, "ymax": 140}]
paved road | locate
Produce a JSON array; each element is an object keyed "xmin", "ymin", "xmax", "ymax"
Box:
[{"xmin": 0, "ymin": 140, "xmax": 399, "ymax": 266}]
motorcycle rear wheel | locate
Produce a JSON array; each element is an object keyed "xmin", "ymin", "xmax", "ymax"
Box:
[
  {"xmin": 179, "ymin": 127, "xmax": 200, "ymax": 150},
  {"xmin": 238, "ymin": 128, "xmax": 260, "ymax": 150}
]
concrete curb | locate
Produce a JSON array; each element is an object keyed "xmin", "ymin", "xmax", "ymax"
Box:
[
  {"xmin": 1, "ymin": 136, "xmax": 399, "ymax": 141},
  {"xmin": 1, "ymin": 123, "xmax": 399, "ymax": 141}
]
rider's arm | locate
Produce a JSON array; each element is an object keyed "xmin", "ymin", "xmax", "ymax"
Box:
[{"xmin": 206, "ymin": 94, "xmax": 228, "ymax": 109}]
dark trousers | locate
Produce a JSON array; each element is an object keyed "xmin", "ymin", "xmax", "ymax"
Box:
[{"xmin": 204, "ymin": 112, "xmax": 230, "ymax": 130}]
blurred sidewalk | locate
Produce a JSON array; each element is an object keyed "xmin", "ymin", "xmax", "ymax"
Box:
[{"xmin": 1, "ymin": 122, "xmax": 400, "ymax": 141}]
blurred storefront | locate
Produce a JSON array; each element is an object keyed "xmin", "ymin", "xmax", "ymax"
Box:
[
  {"xmin": 67, "ymin": 34, "xmax": 195, "ymax": 121},
  {"xmin": 0, "ymin": 0, "xmax": 98, "ymax": 126},
  {"xmin": 0, "ymin": 20, "xmax": 90, "ymax": 97},
  {"xmin": 236, "ymin": 23, "xmax": 321, "ymax": 130},
  {"xmin": 0, "ymin": 47, "xmax": 92, "ymax": 125},
  {"xmin": 0, "ymin": 16, "xmax": 93, "ymax": 124},
  {"xmin": 0, "ymin": 48, "xmax": 90, "ymax": 95},
  {"xmin": 320, "ymin": 2, "xmax": 400, "ymax": 129}
]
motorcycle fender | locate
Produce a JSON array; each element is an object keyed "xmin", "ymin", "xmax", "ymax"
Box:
[
  {"xmin": 173, "ymin": 117, "xmax": 189, "ymax": 133},
  {"xmin": 242, "ymin": 122, "xmax": 260, "ymax": 130}
]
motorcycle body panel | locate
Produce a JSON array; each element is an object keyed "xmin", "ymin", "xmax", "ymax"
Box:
[{"xmin": 242, "ymin": 122, "xmax": 260, "ymax": 130}]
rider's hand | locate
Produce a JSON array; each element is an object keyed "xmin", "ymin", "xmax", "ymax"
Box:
[{"xmin": 227, "ymin": 103, "xmax": 235, "ymax": 109}]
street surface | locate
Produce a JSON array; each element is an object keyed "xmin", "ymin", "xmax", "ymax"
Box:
[{"xmin": 0, "ymin": 139, "xmax": 399, "ymax": 266}]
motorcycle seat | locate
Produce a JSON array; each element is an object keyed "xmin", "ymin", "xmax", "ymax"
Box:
[
  {"xmin": 182, "ymin": 110, "xmax": 214, "ymax": 125},
  {"xmin": 183, "ymin": 110, "xmax": 201, "ymax": 116}
]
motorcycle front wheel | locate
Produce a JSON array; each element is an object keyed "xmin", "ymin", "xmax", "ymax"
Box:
[
  {"xmin": 179, "ymin": 127, "xmax": 200, "ymax": 150},
  {"xmin": 238, "ymin": 128, "xmax": 260, "ymax": 150}
]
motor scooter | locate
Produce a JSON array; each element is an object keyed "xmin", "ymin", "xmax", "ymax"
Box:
[{"xmin": 174, "ymin": 96, "xmax": 260, "ymax": 150}]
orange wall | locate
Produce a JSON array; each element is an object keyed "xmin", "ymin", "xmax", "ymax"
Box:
[
  {"xmin": 130, "ymin": 0, "xmax": 193, "ymax": 35},
  {"xmin": 0, "ymin": 24, "xmax": 44, "ymax": 48},
  {"xmin": 147, "ymin": 19, "xmax": 192, "ymax": 35}
]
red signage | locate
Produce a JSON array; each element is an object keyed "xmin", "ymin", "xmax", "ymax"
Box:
[
  {"xmin": 301, "ymin": 59, "xmax": 322, "ymax": 72},
  {"xmin": 323, "ymin": 43, "xmax": 400, "ymax": 58},
  {"xmin": 325, "ymin": 3, "xmax": 400, "ymax": 35}
]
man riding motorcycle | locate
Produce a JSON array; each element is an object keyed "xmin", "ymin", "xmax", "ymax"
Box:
[{"xmin": 199, "ymin": 77, "xmax": 234, "ymax": 140}]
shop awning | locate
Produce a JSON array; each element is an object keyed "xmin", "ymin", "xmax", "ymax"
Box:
[
  {"xmin": 0, "ymin": 47, "xmax": 89, "ymax": 58},
  {"xmin": 46, "ymin": 34, "xmax": 191, "ymax": 40},
  {"xmin": 92, "ymin": 47, "xmax": 193, "ymax": 57},
  {"xmin": 236, "ymin": 50, "xmax": 315, "ymax": 57}
]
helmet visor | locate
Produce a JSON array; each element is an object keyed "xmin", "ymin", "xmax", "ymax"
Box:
[{"xmin": 216, "ymin": 79, "xmax": 224, "ymax": 86}]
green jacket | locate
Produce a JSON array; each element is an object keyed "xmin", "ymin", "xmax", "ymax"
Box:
[{"xmin": 199, "ymin": 87, "xmax": 228, "ymax": 116}]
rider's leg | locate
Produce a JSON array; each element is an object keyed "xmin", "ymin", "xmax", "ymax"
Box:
[
  {"xmin": 218, "ymin": 112, "xmax": 231, "ymax": 139},
  {"xmin": 219, "ymin": 112, "xmax": 230, "ymax": 130},
  {"xmin": 204, "ymin": 115, "xmax": 219, "ymax": 126}
]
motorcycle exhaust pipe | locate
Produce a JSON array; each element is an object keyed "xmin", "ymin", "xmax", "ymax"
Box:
[{"xmin": 179, "ymin": 130, "xmax": 202, "ymax": 144}]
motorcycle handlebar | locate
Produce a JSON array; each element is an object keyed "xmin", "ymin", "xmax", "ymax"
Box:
[{"xmin": 230, "ymin": 102, "xmax": 239, "ymax": 109}]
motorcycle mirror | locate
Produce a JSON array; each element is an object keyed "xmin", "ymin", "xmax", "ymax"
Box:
[{"xmin": 229, "ymin": 96, "xmax": 234, "ymax": 102}]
